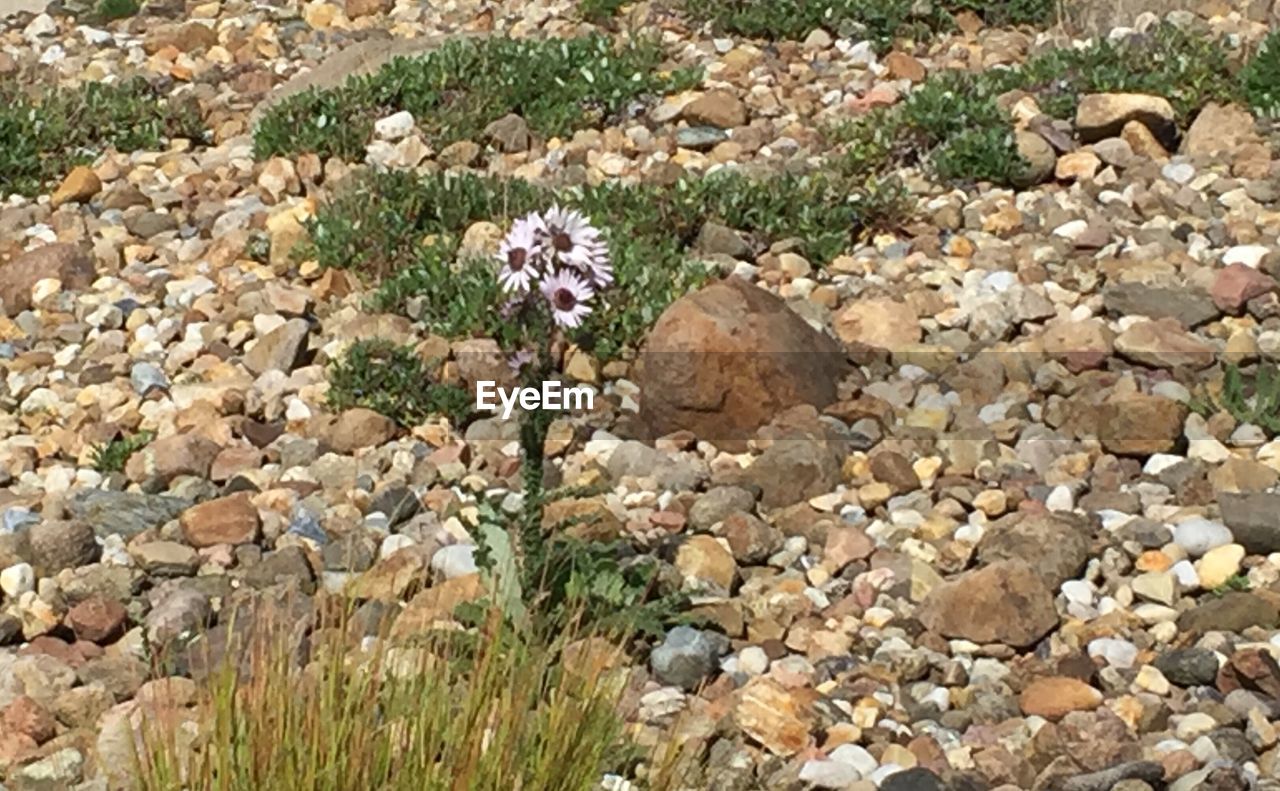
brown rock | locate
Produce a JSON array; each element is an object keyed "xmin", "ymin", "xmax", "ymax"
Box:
[
  {"xmin": 675, "ymin": 535, "xmax": 737, "ymax": 591},
  {"xmin": 1212, "ymin": 264, "xmax": 1275, "ymax": 315},
  {"xmin": 1120, "ymin": 120, "xmax": 1169, "ymax": 160},
  {"xmin": 453, "ymin": 337, "xmax": 516, "ymax": 389},
  {"xmin": 542, "ymin": 496, "xmax": 624, "ymax": 541},
  {"xmin": 735, "ymin": 677, "xmax": 815, "ymax": 756},
  {"xmin": 884, "ymin": 51, "xmax": 926, "ymax": 82},
  {"xmin": 835, "ymin": 297, "xmax": 921, "ymax": 351},
  {"xmin": 823, "ymin": 526, "xmax": 874, "ymax": 571},
  {"xmin": 1014, "ymin": 130, "xmax": 1057, "ymax": 187},
  {"xmin": 438, "ymin": 140, "xmax": 481, "ymax": 168},
  {"xmin": 978, "ymin": 513, "xmax": 1091, "ymax": 588},
  {"xmin": 716, "ymin": 512, "xmax": 782, "ymax": 564},
  {"xmin": 50, "ymin": 166, "xmax": 102, "ymax": 208},
  {"xmin": 126, "ymin": 432, "xmax": 222, "ymax": 484},
  {"xmin": 1217, "ymin": 648, "xmax": 1280, "ymax": 699},
  {"xmin": 747, "ymin": 439, "xmax": 843, "ymax": 510},
  {"xmin": 244, "ymin": 318, "xmax": 311, "ymax": 376},
  {"xmin": 344, "ymin": 0, "xmax": 390, "ymax": 16},
  {"xmin": 308, "ymin": 408, "xmax": 398, "ymax": 454},
  {"xmin": 1076, "ymin": 93, "xmax": 1176, "ymax": 145},
  {"xmin": 390, "ymin": 573, "xmax": 485, "ymax": 635},
  {"xmin": 1055, "ymin": 150, "xmax": 1102, "ymax": 181},
  {"xmin": 483, "ymin": 113, "xmax": 530, "ymax": 153},
  {"xmin": 1, "ymin": 696, "xmax": 56, "ymax": 745},
  {"xmin": 1102, "ymin": 282, "xmax": 1219, "ymax": 328},
  {"xmin": 66, "ymin": 596, "xmax": 128, "ymax": 644},
  {"xmin": 638, "ymin": 278, "xmax": 849, "ymax": 450},
  {"xmin": 917, "ymin": 560, "xmax": 1059, "ymax": 647},
  {"xmin": 1210, "ymin": 459, "xmax": 1280, "ymax": 494},
  {"xmin": 0, "ymin": 244, "xmax": 96, "ymax": 316},
  {"xmin": 869, "ymin": 450, "xmax": 920, "ymax": 494},
  {"xmin": 1183, "ymin": 103, "xmax": 1262, "ymax": 157},
  {"xmin": 347, "ymin": 548, "xmax": 430, "ymax": 601},
  {"xmin": 1040, "ymin": 318, "xmax": 1115, "ymax": 373},
  {"xmin": 1019, "ymin": 676, "xmax": 1103, "ymax": 720},
  {"xmin": 1088, "ymin": 393, "xmax": 1187, "ymax": 457},
  {"xmin": 1178, "ymin": 591, "xmax": 1278, "ymax": 637},
  {"xmin": 682, "ymin": 90, "xmax": 748, "ymax": 128},
  {"xmin": 179, "ymin": 493, "xmax": 261, "ymax": 548},
  {"xmin": 1114, "ymin": 318, "xmax": 1215, "ymax": 369},
  {"xmin": 28, "ymin": 521, "xmax": 100, "ymax": 577},
  {"xmin": 143, "ymin": 22, "xmax": 217, "ymax": 55}
]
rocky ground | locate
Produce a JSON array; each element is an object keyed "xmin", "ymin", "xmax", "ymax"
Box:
[{"xmin": 6, "ymin": 0, "xmax": 1280, "ymax": 790}]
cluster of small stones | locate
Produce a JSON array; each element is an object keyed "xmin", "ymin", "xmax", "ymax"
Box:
[{"xmin": 6, "ymin": 0, "xmax": 1280, "ymax": 789}]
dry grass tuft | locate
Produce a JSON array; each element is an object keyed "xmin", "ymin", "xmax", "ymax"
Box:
[{"xmin": 132, "ymin": 599, "xmax": 639, "ymax": 791}]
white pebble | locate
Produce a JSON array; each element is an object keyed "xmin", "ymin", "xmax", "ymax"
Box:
[
  {"xmin": 1088, "ymin": 638, "xmax": 1138, "ymax": 669},
  {"xmin": 0, "ymin": 563, "xmax": 35, "ymax": 598},
  {"xmin": 1224, "ymin": 244, "xmax": 1270, "ymax": 268},
  {"xmin": 374, "ymin": 110, "xmax": 416, "ymax": 141},
  {"xmin": 1173, "ymin": 518, "xmax": 1234, "ymax": 558},
  {"xmin": 828, "ymin": 744, "xmax": 878, "ymax": 776}
]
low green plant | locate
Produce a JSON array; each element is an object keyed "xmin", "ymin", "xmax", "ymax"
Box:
[
  {"xmin": 832, "ymin": 22, "xmax": 1243, "ymax": 187},
  {"xmin": 1013, "ymin": 22, "xmax": 1238, "ymax": 122},
  {"xmin": 92, "ymin": 0, "xmax": 141, "ymax": 20},
  {"xmin": 578, "ymin": 0, "xmax": 629, "ymax": 23},
  {"xmin": 1211, "ymin": 573, "xmax": 1252, "ymax": 596},
  {"xmin": 254, "ymin": 35, "xmax": 700, "ymax": 161},
  {"xmin": 0, "ymin": 78, "xmax": 203, "ymax": 197},
  {"xmin": 307, "ymin": 167, "xmax": 906, "ymax": 359},
  {"xmin": 1243, "ymin": 29, "xmax": 1280, "ymax": 117},
  {"xmin": 89, "ymin": 430, "xmax": 155, "ymax": 473},
  {"xmin": 326, "ymin": 339, "xmax": 472, "ymax": 427},
  {"xmin": 468, "ymin": 495, "xmax": 685, "ymax": 639},
  {"xmin": 683, "ymin": 0, "xmax": 1054, "ymax": 47},
  {"xmin": 1213, "ymin": 363, "xmax": 1280, "ymax": 435}
]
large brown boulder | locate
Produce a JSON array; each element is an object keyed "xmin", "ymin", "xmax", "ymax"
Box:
[
  {"xmin": 637, "ymin": 277, "xmax": 849, "ymax": 450},
  {"xmin": 917, "ymin": 560, "xmax": 1059, "ymax": 648},
  {"xmin": 0, "ymin": 244, "xmax": 96, "ymax": 316}
]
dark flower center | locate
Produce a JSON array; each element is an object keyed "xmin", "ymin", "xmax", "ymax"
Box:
[
  {"xmin": 507, "ymin": 247, "xmax": 527, "ymax": 271},
  {"xmin": 551, "ymin": 230, "xmax": 573, "ymax": 252},
  {"xmin": 552, "ymin": 287, "xmax": 577, "ymax": 311}
]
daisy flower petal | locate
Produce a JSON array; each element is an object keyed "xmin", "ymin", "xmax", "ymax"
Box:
[{"xmin": 540, "ymin": 269, "xmax": 594, "ymax": 329}]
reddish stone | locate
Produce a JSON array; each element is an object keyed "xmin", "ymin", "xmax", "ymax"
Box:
[
  {"xmin": 1212, "ymin": 264, "xmax": 1275, "ymax": 314},
  {"xmin": 649, "ymin": 510, "xmax": 687, "ymax": 532},
  {"xmin": 639, "ymin": 278, "xmax": 849, "ymax": 451},
  {"xmin": 179, "ymin": 492, "xmax": 261, "ymax": 548},
  {"xmin": 66, "ymin": 596, "xmax": 128, "ymax": 644},
  {"xmin": 1217, "ymin": 648, "xmax": 1280, "ymax": 698},
  {"xmin": 0, "ymin": 732, "xmax": 38, "ymax": 769},
  {"xmin": 1, "ymin": 696, "xmax": 56, "ymax": 744},
  {"xmin": 20, "ymin": 635, "xmax": 89, "ymax": 668},
  {"xmin": 0, "ymin": 243, "xmax": 96, "ymax": 317}
]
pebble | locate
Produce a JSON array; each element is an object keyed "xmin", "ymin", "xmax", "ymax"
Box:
[
  {"xmin": 1173, "ymin": 519, "xmax": 1234, "ymax": 558},
  {"xmin": 1196, "ymin": 543, "xmax": 1245, "ymax": 588}
]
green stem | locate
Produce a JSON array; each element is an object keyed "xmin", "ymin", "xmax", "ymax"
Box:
[{"xmin": 514, "ymin": 332, "xmax": 555, "ymax": 593}]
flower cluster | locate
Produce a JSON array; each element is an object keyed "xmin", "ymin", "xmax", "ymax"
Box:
[{"xmin": 496, "ymin": 205, "xmax": 612, "ymax": 329}]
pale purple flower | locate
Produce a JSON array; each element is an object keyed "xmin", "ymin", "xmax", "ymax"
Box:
[
  {"xmin": 496, "ymin": 215, "xmax": 543, "ymax": 293},
  {"xmin": 507, "ymin": 349, "xmax": 535, "ymax": 373},
  {"xmin": 540, "ymin": 205, "xmax": 607, "ymax": 266},
  {"xmin": 563, "ymin": 240, "xmax": 613, "ymax": 287},
  {"xmin": 499, "ymin": 296, "xmax": 523, "ymax": 320},
  {"xmin": 540, "ymin": 269, "xmax": 594, "ymax": 329}
]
